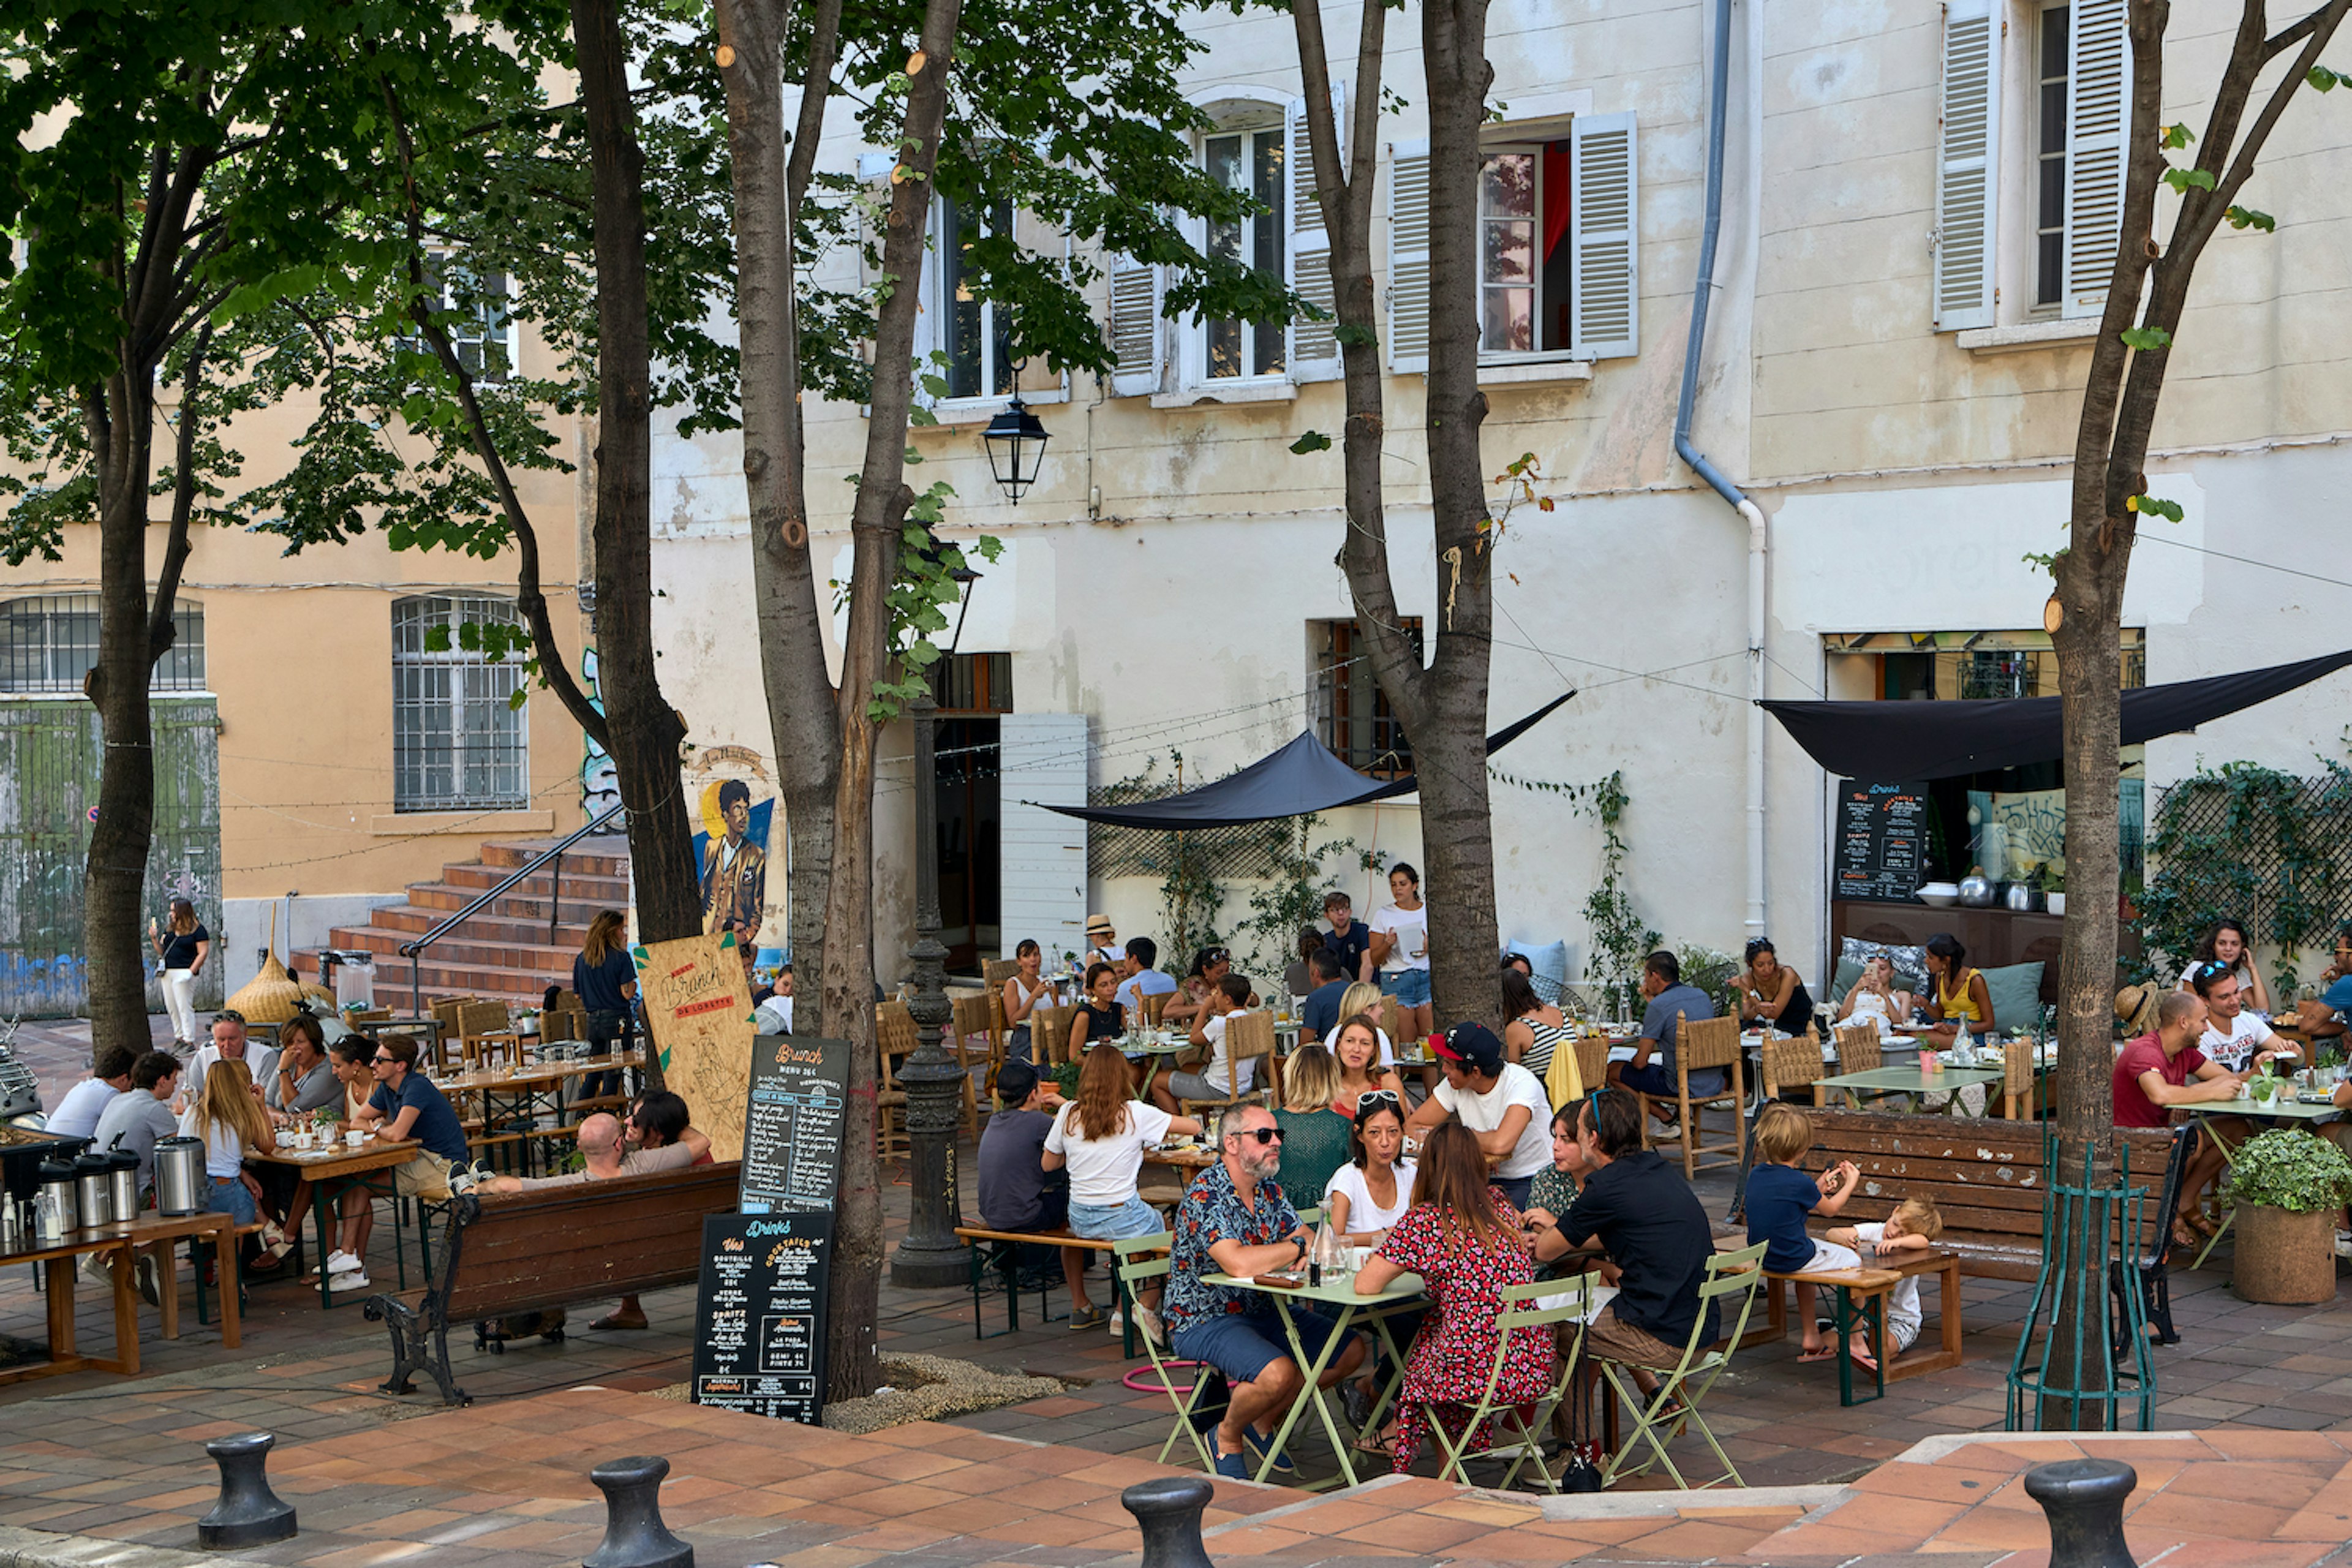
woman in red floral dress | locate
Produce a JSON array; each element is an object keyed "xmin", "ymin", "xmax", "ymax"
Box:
[{"xmin": 1353, "ymin": 1122, "xmax": 1556, "ymax": 1472}]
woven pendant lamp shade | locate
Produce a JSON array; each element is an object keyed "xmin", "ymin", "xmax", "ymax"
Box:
[{"xmin": 224, "ymin": 908, "xmax": 306, "ymax": 1023}]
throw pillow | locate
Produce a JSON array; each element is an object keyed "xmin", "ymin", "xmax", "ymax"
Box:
[{"xmin": 1978, "ymin": 962, "xmax": 2046, "ymax": 1035}]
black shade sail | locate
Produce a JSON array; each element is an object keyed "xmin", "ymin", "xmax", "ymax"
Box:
[
  {"xmin": 1039, "ymin": 695, "xmax": 1575, "ymax": 829},
  {"xmin": 1760, "ymin": 649, "xmax": 2352, "ymax": 780}
]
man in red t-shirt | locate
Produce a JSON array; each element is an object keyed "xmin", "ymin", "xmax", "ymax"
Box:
[{"xmin": 2113, "ymin": 990, "xmax": 2248, "ymax": 1245}]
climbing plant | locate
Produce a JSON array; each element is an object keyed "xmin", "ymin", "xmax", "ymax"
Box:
[
  {"xmin": 1232, "ymin": 816, "xmax": 1367, "ymax": 983},
  {"xmin": 1491, "ymin": 765, "xmax": 1659, "ymax": 1015}
]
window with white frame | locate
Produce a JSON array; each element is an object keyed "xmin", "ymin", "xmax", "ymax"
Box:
[
  {"xmin": 399, "ymin": 257, "xmax": 518, "ymax": 382},
  {"xmin": 391, "ymin": 595, "xmax": 529, "ymax": 811},
  {"xmin": 1934, "ymin": 0, "xmax": 2128, "ymax": 331},
  {"xmin": 939, "ymin": 195, "xmax": 1014, "ymax": 401},
  {"xmin": 1203, "ymin": 124, "xmax": 1287, "ymax": 380},
  {"xmin": 1386, "ymin": 111, "xmax": 1639, "ymax": 372},
  {"xmin": 0, "ymin": 594, "xmax": 205, "ymax": 692}
]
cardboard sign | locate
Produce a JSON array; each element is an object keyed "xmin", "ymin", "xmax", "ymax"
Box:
[
  {"xmin": 1834, "ymin": 778, "xmax": 1932, "ymax": 903},
  {"xmin": 632, "ymin": 930, "xmax": 756, "ymax": 1163},
  {"xmin": 690, "ymin": 1212, "xmax": 832, "ymax": 1423},
  {"xmin": 738, "ymin": 1034, "xmax": 850, "ymax": 1214}
]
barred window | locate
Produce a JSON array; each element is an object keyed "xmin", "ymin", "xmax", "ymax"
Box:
[
  {"xmin": 0, "ymin": 594, "xmax": 205, "ymax": 692},
  {"xmin": 391, "ymin": 595, "xmax": 528, "ymax": 811},
  {"xmin": 1315, "ymin": 619, "xmax": 1420, "ymax": 778}
]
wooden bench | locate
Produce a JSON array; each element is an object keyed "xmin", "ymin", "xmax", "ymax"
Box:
[
  {"xmin": 1793, "ymin": 1109, "xmax": 2190, "ymax": 1343},
  {"xmin": 954, "ymin": 1223, "xmax": 1121, "ymax": 1338},
  {"xmin": 366, "ymin": 1161, "xmax": 741, "ymax": 1405}
]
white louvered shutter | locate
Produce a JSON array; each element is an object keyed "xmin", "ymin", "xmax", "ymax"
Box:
[
  {"xmin": 1287, "ymin": 86, "xmax": 1346, "ymax": 382},
  {"xmin": 1106, "ymin": 249, "xmax": 1162, "ymax": 397},
  {"xmin": 1569, "ymin": 111, "xmax": 1639, "ymax": 360},
  {"xmin": 1932, "ymin": 0, "xmax": 2000, "ymax": 330},
  {"xmin": 910, "ymin": 197, "xmax": 943, "ymax": 405},
  {"xmin": 1385, "ymin": 138, "xmax": 1430, "ymax": 374},
  {"xmin": 2062, "ymin": 0, "xmax": 2130, "ymax": 319}
]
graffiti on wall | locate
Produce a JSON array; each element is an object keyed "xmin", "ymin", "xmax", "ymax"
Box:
[{"xmin": 580, "ymin": 647, "xmax": 619, "ymax": 813}]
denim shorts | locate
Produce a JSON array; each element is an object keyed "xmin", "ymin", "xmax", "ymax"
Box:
[
  {"xmin": 1383, "ymin": 968, "xmax": 1431, "ymax": 1008},
  {"xmin": 1171, "ymin": 1306, "xmax": 1352, "ymax": 1385},
  {"xmin": 203, "ymin": 1177, "xmax": 257, "ymax": 1227},
  {"xmin": 1066, "ymin": 1193, "xmax": 1162, "ymax": 1240}
]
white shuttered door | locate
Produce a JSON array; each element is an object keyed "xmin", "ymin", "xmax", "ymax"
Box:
[
  {"xmin": 2062, "ymin": 0, "xmax": 2130, "ymax": 318},
  {"xmin": 1287, "ymin": 86, "xmax": 1345, "ymax": 381},
  {"xmin": 1933, "ymin": 0, "xmax": 2000, "ymax": 330},
  {"xmin": 1569, "ymin": 112, "xmax": 1639, "ymax": 359},
  {"xmin": 1385, "ymin": 139, "xmax": 1430, "ymax": 374},
  {"xmin": 1107, "ymin": 252, "xmax": 1162, "ymax": 396},
  {"xmin": 998, "ymin": 714, "xmax": 1090, "ymax": 963}
]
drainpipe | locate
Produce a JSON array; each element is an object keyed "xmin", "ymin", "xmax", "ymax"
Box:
[{"xmin": 1675, "ymin": 0, "xmax": 1768, "ymax": 948}]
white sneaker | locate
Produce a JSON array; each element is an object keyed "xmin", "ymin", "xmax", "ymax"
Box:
[
  {"xmin": 332, "ymin": 1270, "xmax": 371, "ymax": 1291},
  {"xmin": 1132, "ymin": 1302, "xmax": 1166, "ymax": 1347},
  {"xmin": 327, "ymin": 1250, "xmax": 364, "ymax": 1275},
  {"xmin": 2335, "ymin": 1231, "xmax": 2352, "ymax": 1260}
]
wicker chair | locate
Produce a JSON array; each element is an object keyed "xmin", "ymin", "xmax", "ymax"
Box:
[
  {"xmin": 949, "ymin": 993, "xmax": 995, "ymax": 1132},
  {"xmin": 1031, "ymin": 1003, "xmax": 1081, "ymax": 1067},
  {"xmin": 1634, "ymin": 1012, "xmax": 1746, "ymax": 1178},
  {"xmin": 875, "ymin": 1001, "xmax": 916, "ymax": 1163},
  {"xmin": 1175, "ymin": 1010, "xmax": 1277, "ymax": 1120},
  {"xmin": 2003, "ymin": 1036, "xmax": 2043, "ymax": 1121},
  {"xmin": 1758, "ymin": 1027, "xmax": 1826, "ymax": 1101}
]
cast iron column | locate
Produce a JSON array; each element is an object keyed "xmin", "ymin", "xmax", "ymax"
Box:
[{"xmin": 892, "ymin": 684, "xmax": 968, "ymax": 1286}]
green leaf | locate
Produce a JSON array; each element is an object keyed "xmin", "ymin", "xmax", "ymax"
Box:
[
  {"xmin": 1334, "ymin": 322, "xmax": 1378, "ymax": 348},
  {"xmin": 1288, "ymin": 430, "xmax": 1333, "ymax": 454},
  {"xmin": 2160, "ymin": 122, "xmax": 2195, "ymax": 149},
  {"xmin": 2128, "ymin": 493, "xmax": 2186, "ymax": 522},
  {"xmin": 2310, "ymin": 64, "xmax": 2343, "ymax": 92},
  {"xmin": 2120, "ymin": 326, "xmax": 2174, "ymax": 352},
  {"xmin": 2163, "ymin": 167, "xmax": 2218, "ymax": 193},
  {"xmin": 423, "ymin": 626, "xmax": 453, "ymax": 654},
  {"xmin": 2226, "ymin": 205, "xmax": 2277, "ymax": 232}
]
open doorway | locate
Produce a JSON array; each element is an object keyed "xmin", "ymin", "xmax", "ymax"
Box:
[{"xmin": 932, "ymin": 654, "xmax": 1011, "ymax": 973}]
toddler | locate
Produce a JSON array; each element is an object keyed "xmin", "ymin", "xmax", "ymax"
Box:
[
  {"xmin": 1745, "ymin": 1102, "xmax": 1861, "ymax": 1364},
  {"xmin": 1825, "ymin": 1194, "xmax": 1943, "ymax": 1365}
]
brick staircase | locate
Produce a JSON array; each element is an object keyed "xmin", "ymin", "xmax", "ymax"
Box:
[{"xmin": 314, "ymin": 834, "xmax": 633, "ymax": 1011}]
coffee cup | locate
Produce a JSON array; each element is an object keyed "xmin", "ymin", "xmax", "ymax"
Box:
[
  {"xmin": 290, "ymin": 1131, "xmax": 312, "ymax": 1150},
  {"xmin": 345, "ymin": 1129, "xmax": 366, "ymax": 1148}
]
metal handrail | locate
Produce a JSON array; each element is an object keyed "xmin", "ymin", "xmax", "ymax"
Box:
[{"xmin": 400, "ymin": 802, "xmax": 627, "ymax": 1012}]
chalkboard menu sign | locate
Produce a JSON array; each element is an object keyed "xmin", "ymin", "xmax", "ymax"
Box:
[
  {"xmin": 737, "ymin": 1035, "xmax": 851, "ymax": 1214},
  {"xmin": 690, "ymin": 1212, "xmax": 833, "ymax": 1423},
  {"xmin": 1835, "ymin": 779, "xmax": 1931, "ymax": 903}
]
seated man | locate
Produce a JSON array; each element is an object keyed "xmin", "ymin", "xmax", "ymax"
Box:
[
  {"xmin": 2194, "ymin": 963, "xmax": 2297, "ymax": 1072},
  {"xmin": 483, "ymin": 1112, "xmax": 634, "ymax": 1190},
  {"xmin": 974, "ymin": 1061, "xmax": 1084, "ymax": 1294},
  {"xmin": 1404, "ymin": 1022, "xmax": 1552, "ymax": 1210},
  {"xmin": 2114, "ymin": 989, "xmax": 2256, "ymax": 1248},
  {"xmin": 47, "ymin": 1044, "xmax": 135, "ymax": 1139},
  {"xmin": 331, "ymin": 1036, "xmax": 470, "ymax": 1289},
  {"xmin": 1297, "ymin": 948, "xmax": 1350, "ymax": 1040},
  {"xmin": 1535, "ymin": 1088, "xmax": 1718, "ymax": 1399},
  {"xmin": 2297, "ymin": 925, "xmax": 2352, "ymax": 1046},
  {"xmin": 1152, "ymin": 974, "xmax": 1258, "ymax": 1112},
  {"xmin": 1607, "ymin": 950, "xmax": 1724, "ymax": 1126},
  {"xmin": 1161, "ymin": 1103, "xmax": 1365, "ymax": 1479},
  {"xmin": 92, "ymin": 1049, "xmax": 183, "ymax": 1200},
  {"xmin": 184, "ymin": 1010, "xmax": 278, "ymax": 1107},
  {"xmin": 1114, "ymin": 937, "xmax": 1178, "ymax": 1014}
]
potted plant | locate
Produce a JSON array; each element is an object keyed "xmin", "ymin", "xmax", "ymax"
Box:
[{"xmin": 2223, "ymin": 1129, "xmax": 2352, "ymax": 1305}]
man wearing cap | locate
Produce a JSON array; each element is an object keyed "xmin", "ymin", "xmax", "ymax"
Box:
[
  {"xmin": 1406, "ymin": 1022, "xmax": 1554, "ymax": 1210},
  {"xmin": 1085, "ymin": 914, "xmax": 1120, "ymax": 968}
]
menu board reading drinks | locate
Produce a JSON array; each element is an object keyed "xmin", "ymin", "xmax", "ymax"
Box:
[
  {"xmin": 690, "ymin": 1213, "xmax": 833, "ymax": 1423},
  {"xmin": 1834, "ymin": 778, "xmax": 1931, "ymax": 903},
  {"xmin": 737, "ymin": 1035, "xmax": 851, "ymax": 1214}
]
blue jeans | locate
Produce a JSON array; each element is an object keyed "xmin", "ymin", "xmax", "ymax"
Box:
[
  {"xmin": 1383, "ymin": 968, "xmax": 1431, "ymax": 1008},
  {"xmin": 204, "ymin": 1177, "xmax": 257, "ymax": 1226}
]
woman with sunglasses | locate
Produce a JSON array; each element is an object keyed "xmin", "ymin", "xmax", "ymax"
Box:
[
  {"xmin": 1273, "ymin": 1044, "xmax": 1356, "ymax": 1205},
  {"xmin": 1164, "ymin": 945, "xmax": 1246, "ymax": 1029},
  {"xmin": 1042, "ymin": 1042, "xmax": 1199, "ymax": 1335},
  {"xmin": 1324, "ymin": 1091, "xmax": 1415, "ymax": 1245},
  {"xmin": 1735, "ymin": 938, "xmax": 1814, "ymax": 1039},
  {"xmin": 1330, "ymin": 1014, "xmax": 1407, "ymax": 1114}
]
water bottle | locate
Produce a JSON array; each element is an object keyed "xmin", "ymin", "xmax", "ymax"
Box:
[{"xmin": 1310, "ymin": 1223, "xmax": 1340, "ymax": 1288}]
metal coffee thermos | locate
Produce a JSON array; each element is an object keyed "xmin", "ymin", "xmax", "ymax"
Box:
[
  {"xmin": 74, "ymin": 1151, "xmax": 114, "ymax": 1228},
  {"xmin": 107, "ymin": 1145, "xmax": 141, "ymax": 1219},
  {"xmin": 34, "ymin": 1156, "xmax": 78, "ymax": 1243},
  {"xmin": 154, "ymin": 1136, "xmax": 205, "ymax": 1218}
]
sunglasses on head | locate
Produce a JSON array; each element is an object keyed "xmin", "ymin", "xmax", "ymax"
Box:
[{"xmin": 1354, "ymin": 1089, "xmax": 1402, "ymax": 1115}]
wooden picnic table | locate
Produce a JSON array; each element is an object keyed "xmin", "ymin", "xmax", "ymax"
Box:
[
  {"xmin": 248, "ymin": 1136, "xmax": 424, "ymax": 1308},
  {"xmin": 0, "ymin": 1229, "xmax": 141, "ymax": 1385},
  {"xmin": 1814, "ymin": 1063, "xmax": 2007, "ymax": 1114}
]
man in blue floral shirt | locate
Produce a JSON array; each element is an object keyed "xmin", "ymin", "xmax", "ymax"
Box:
[{"xmin": 1165, "ymin": 1104, "xmax": 1365, "ymax": 1479}]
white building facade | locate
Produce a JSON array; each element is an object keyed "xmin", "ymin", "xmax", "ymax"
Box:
[{"xmin": 649, "ymin": 0, "xmax": 2352, "ymax": 995}]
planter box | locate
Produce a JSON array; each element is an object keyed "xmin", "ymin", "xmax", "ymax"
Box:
[{"xmin": 2233, "ymin": 1203, "xmax": 2339, "ymax": 1305}]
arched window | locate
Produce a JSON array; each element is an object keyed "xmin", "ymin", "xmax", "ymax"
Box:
[
  {"xmin": 0, "ymin": 594, "xmax": 205, "ymax": 692},
  {"xmin": 391, "ymin": 595, "xmax": 529, "ymax": 810}
]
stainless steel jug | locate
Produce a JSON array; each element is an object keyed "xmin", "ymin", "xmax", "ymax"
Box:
[{"xmin": 154, "ymin": 1136, "xmax": 205, "ymax": 1217}]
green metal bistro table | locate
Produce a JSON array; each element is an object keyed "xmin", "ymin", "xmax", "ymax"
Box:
[
  {"xmin": 2185, "ymin": 1092, "xmax": 2342, "ymax": 1267},
  {"xmin": 1813, "ymin": 1063, "xmax": 2007, "ymax": 1115},
  {"xmin": 1200, "ymin": 1269, "xmax": 1427, "ymax": 1488}
]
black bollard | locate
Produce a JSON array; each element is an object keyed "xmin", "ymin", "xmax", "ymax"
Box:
[
  {"xmin": 196, "ymin": 1432, "xmax": 297, "ymax": 1550},
  {"xmin": 583, "ymin": 1455, "xmax": 693, "ymax": 1568},
  {"xmin": 2023, "ymin": 1457, "xmax": 2138, "ymax": 1568},
  {"xmin": 1121, "ymin": 1475, "xmax": 1215, "ymax": 1568}
]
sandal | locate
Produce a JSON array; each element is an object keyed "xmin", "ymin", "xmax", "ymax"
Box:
[
  {"xmin": 2171, "ymin": 1218, "xmax": 2203, "ymax": 1251},
  {"xmin": 1848, "ymin": 1344, "xmax": 1880, "ymax": 1375},
  {"xmin": 1796, "ymin": 1346, "xmax": 1838, "ymax": 1363}
]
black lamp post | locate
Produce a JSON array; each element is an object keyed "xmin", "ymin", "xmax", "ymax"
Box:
[
  {"xmin": 891, "ymin": 556, "xmax": 986, "ymax": 1288},
  {"xmin": 981, "ymin": 394, "xmax": 1049, "ymax": 503}
]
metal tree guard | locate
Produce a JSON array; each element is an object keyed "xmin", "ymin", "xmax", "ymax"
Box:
[{"xmin": 2006, "ymin": 1132, "xmax": 2157, "ymax": 1433}]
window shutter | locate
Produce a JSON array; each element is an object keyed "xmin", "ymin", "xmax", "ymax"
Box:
[
  {"xmin": 1932, "ymin": 0, "xmax": 2000, "ymax": 330},
  {"xmin": 2062, "ymin": 0, "xmax": 2130, "ymax": 319},
  {"xmin": 1568, "ymin": 111, "xmax": 1638, "ymax": 360},
  {"xmin": 1106, "ymin": 249, "xmax": 1162, "ymax": 397},
  {"xmin": 1287, "ymin": 88, "xmax": 1345, "ymax": 382},
  {"xmin": 910, "ymin": 198, "xmax": 943, "ymax": 406},
  {"xmin": 1385, "ymin": 138, "xmax": 1430, "ymax": 375}
]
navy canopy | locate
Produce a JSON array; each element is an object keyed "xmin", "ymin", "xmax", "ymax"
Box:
[
  {"xmin": 1041, "ymin": 694, "xmax": 1574, "ymax": 829},
  {"xmin": 1759, "ymin": 648, "xmax": 2352, "ymax": 780}
]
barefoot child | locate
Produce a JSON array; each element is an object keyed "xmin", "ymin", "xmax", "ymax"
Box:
[
  {"xmin": 1745, "ymin": 1103, "xmax": 1864, "ymax": 1366},
  {"xmin": 1825, "ymin": 1195, "xmax": 1943, "ymax": 1365}
]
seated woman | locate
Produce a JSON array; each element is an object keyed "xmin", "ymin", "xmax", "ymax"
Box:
[
  {"xmin": 1836, "ymin": 955, "xmax": 1913, "ymax": 1038},
  {"xmin": 1919, "ymin": 932, "xmax": 1995, "ymax": 1043},
  {"xmin": 1272, "ymin": 1044, "xmax": 1356, "ymax": 1206},
  {"xmin": 1736, "ymin": 938, "xmax": 1815, "ymax": 1039},
  {"xmin": 1065, "ymin": 961, "xmax": 1134, "ymax": 1083},
  {"xmin": 1324, "ymin": 1092, "xmax": 1415, "ymax": 1245},
  {"xmin": 1521, "ymin": 1105, "xmax": 1608, "ymax": 1281},
  {"xmin": 1164, "ymin": 945, "xmax": 1248, "ymax": 1028},
  {"xmin": 1322, "ymin": 982, "xmax": 1394, "ymax": 1061},
  {"xmin": 2179, "ymin": 918, "xmax": 2271, "ymax": 1013},
  {"xmin": 1354, "ymin": 1122, "xmax": 1555, "ymax": 1471},
  {"xmin": 1044, "ymin": 1043, "xmax": 1199, "ymax": 1336},
  {"xmin": 1001, "ymin": 938, "xmax": 1053, "ymax": 1063},
  {"xmin": 1501, "ymin": 969, "xmax": 1569, "ymax": 1079},
  {"xmin": 1331, "ymin": 1014, "xmax": 1408, "ymax": 1115}
]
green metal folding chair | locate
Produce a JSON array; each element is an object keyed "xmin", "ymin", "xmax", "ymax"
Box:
[
  {"xmin": 1112, "ymin": 1231, "xmax": 1220, "ymax": 1474},
  {"xmin": 1597, "ymin": 1240, "xmax": 1765, "ymax": 1490},
  {"xmin": 1422, "ymin": 1271, "xmax": 1604, "ymax": 1493}
]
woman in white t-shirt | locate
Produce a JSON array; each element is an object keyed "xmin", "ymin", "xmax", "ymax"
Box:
[
  {"xmin": 1368, "ymin": 864, "xmax": 1433, "ymax": 1039},
  {"xmin": 2177, "ymin": 919, "xmax": 2271, "ymax": 1014},
  {"xmin": 1836, "ymin": 956, "xmax": 1914, "ymax": 1038},
  {"xmin": 1324, "ymin": 1095, "xmax": 1416, "ymax": 1245},
  {"xmin": 1043, "ymin": 1044, "xmax": 1198, "ymax": 1333},
  {"xmin": 1330, "ymin": 1014, "xmax": 1408, "ymax": 1115}
]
